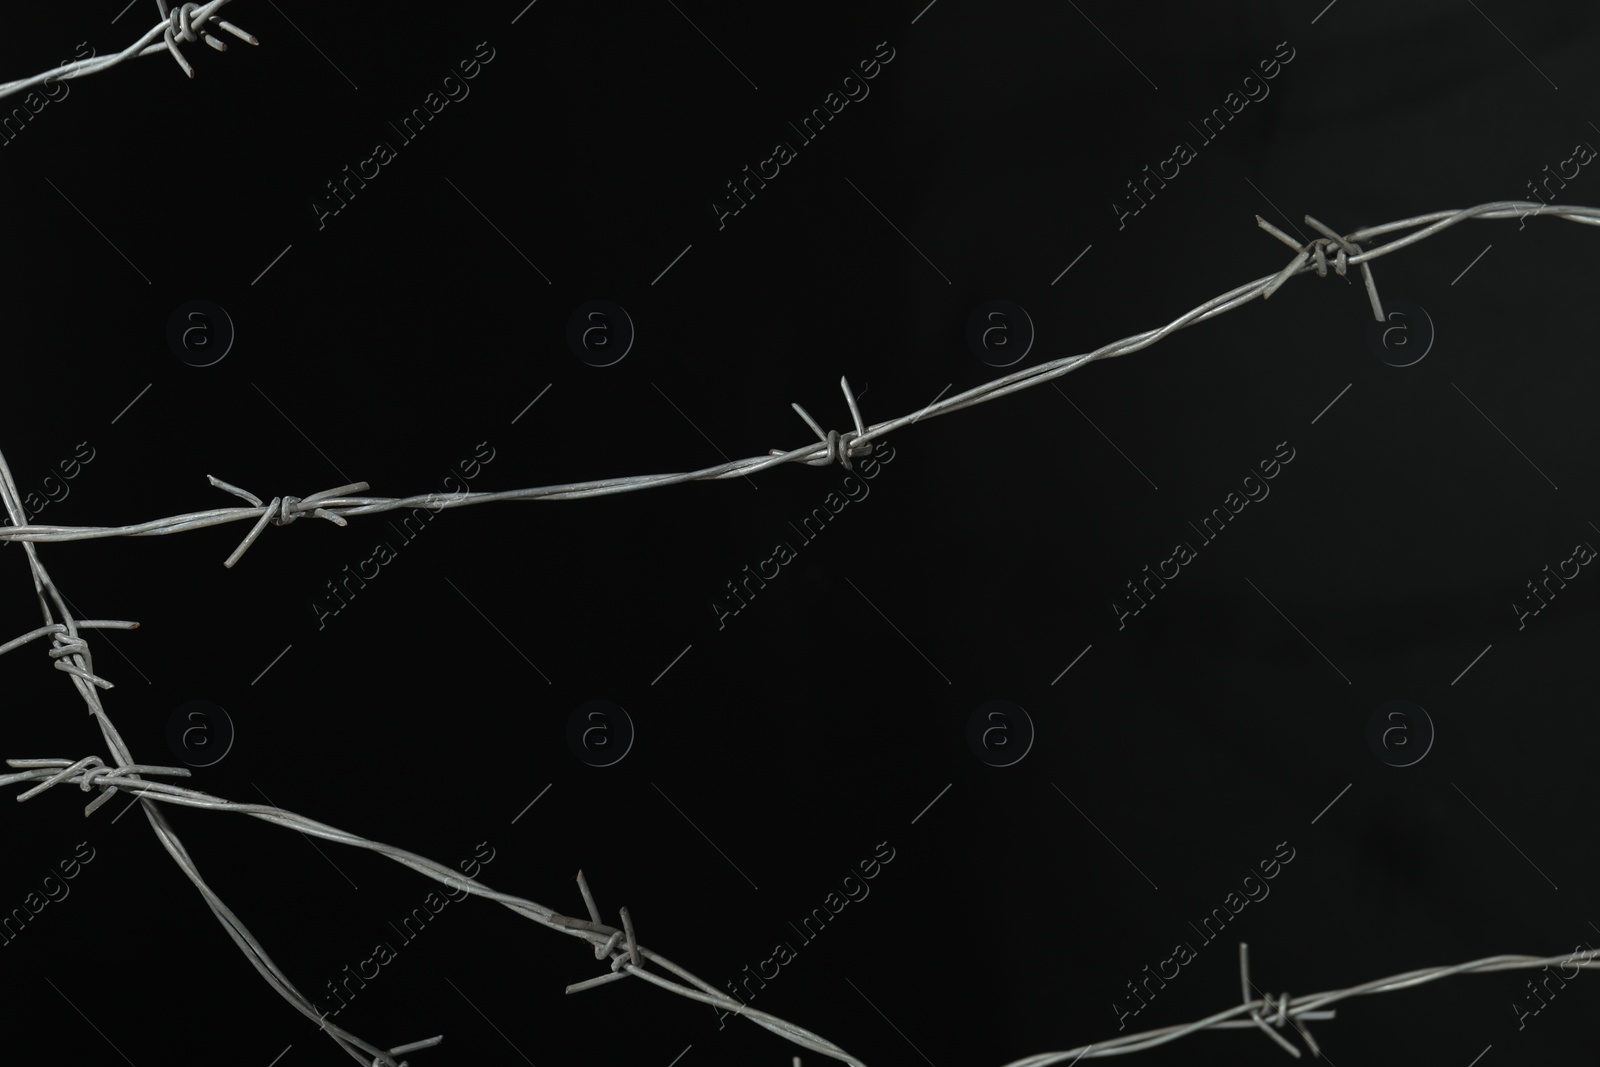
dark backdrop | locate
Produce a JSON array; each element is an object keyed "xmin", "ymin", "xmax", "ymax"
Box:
[{"xmin": 1, "ymin": 2, "xmax": 1597, "ymax": 1065}]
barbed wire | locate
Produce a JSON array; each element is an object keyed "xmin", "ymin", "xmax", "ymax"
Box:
[
  {"xmin": 0, "ymin": 446, "xmax": 870, "ymax": 1067},
  {"xmin": 6, "ymin": 199, "xmax": 1599, "ymax": 1064},
  {"xmin": 1, "ymin": 201, "xmax": 1595, "ymax": 569},
  {"xmin": 995, "ymin": 941, "xmax": 1600, "ymax": 1065},
  {"xmin": 0, "ymin": 757, "xmax": 865, "ymax": 1065},
  {"xmin": 0, "ymin": 0, "xmax": 255, "ymax": 102}
]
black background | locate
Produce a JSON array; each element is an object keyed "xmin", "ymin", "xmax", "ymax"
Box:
[{"xmin": 2, "ymin": 1, "xmax": 1598, "ymax": 1065}]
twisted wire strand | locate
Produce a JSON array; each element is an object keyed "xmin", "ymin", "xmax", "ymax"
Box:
[
  {"xmin": 0, "ymin": 758, "xmax": 867, "ymax": 1065},
  {"xmin": 1, "ymin": 202, "xmax": 1595, "ymax": 569},
  {"xmin": 4, "ymin": 751, "xmax": 1597, "ymax": 1064},
  {"xmin": 6, "ymin": 201, "xmax": 1599, "ymax": 1064},
  {"xmin": 0, "ymin": 0, "xmax": 256, "ymax": 102},
  {"xmin": 0, "ymin": 447, "xmax": 867, "ymax": 1065},
  {"xmin": 994, "ymin": 941, "xmax": 1600, "ymax": 1065}
]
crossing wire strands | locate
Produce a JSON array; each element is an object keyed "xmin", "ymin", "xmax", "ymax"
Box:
[{"xmin": 3, "ymin": 200, "xmax": 1600, "ymax": 1063}]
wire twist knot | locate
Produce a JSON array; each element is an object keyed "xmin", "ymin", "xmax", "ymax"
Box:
[
  {"xmin": 563, "ymin": 870, "xmax": 646, "ymax": 994},
  {"xmin": 822, "ymin": 429, "xmax": 872, "ymax": 471},
  {"xmin": 788, "ymin": 376, "xmax": 874, "ymax": 471},
  {"xmin": 1239, "ymin": 943, "xmax": 1321, "ymax": 1059},
  {"xmin": 1257, "ymin": 213, "xmax": 1387, "ymax": 323},
  {"xmin": 207, "ymin": 475, "xmax": 370, "ymax": 568},
  {"xmin": 8, "ymin": 756, "xmax": 192, "ymax": 816},
  {"xmin": 156, "ymin": 0, "xmax": 259, "ymax": 78},
  {"xmin": 166, "ymin": 2, "xmax": 201, "ymax": 44}
]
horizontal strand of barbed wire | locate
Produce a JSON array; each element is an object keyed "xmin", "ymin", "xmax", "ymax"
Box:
[
  {"xmin": 1, "ymin": 202, "xmax": 1594, "ymax": 571},
  {"xmin": 7, "ymin": 199, "xmax": 1600, "ymax": 1065}
]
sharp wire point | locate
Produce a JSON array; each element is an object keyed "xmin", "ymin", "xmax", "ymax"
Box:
[{"xmin": 1, "ymin": 198, "xmax": 1598, "ymax": 1066}]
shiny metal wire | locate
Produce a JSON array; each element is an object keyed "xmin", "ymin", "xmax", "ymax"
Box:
[
  {"xmin": 5, "ymin": 200, "xmax": 1600, "ymax": 1065},
  {"xmin": 0, "ymin": 0, "xmax": 255, "ymax": 101}
]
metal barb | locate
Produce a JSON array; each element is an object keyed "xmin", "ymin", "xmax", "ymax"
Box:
[
  {"xmin": 0, "ymin": 203, "xmax": 1591, "ymax": 563},
  {"xmin": 6, "ymin": 200, "xmax": 1600, "ymax": 1067},
  {"xmin": 0, "ymin": 0, "xmax": 259, "ymax": 102}
]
